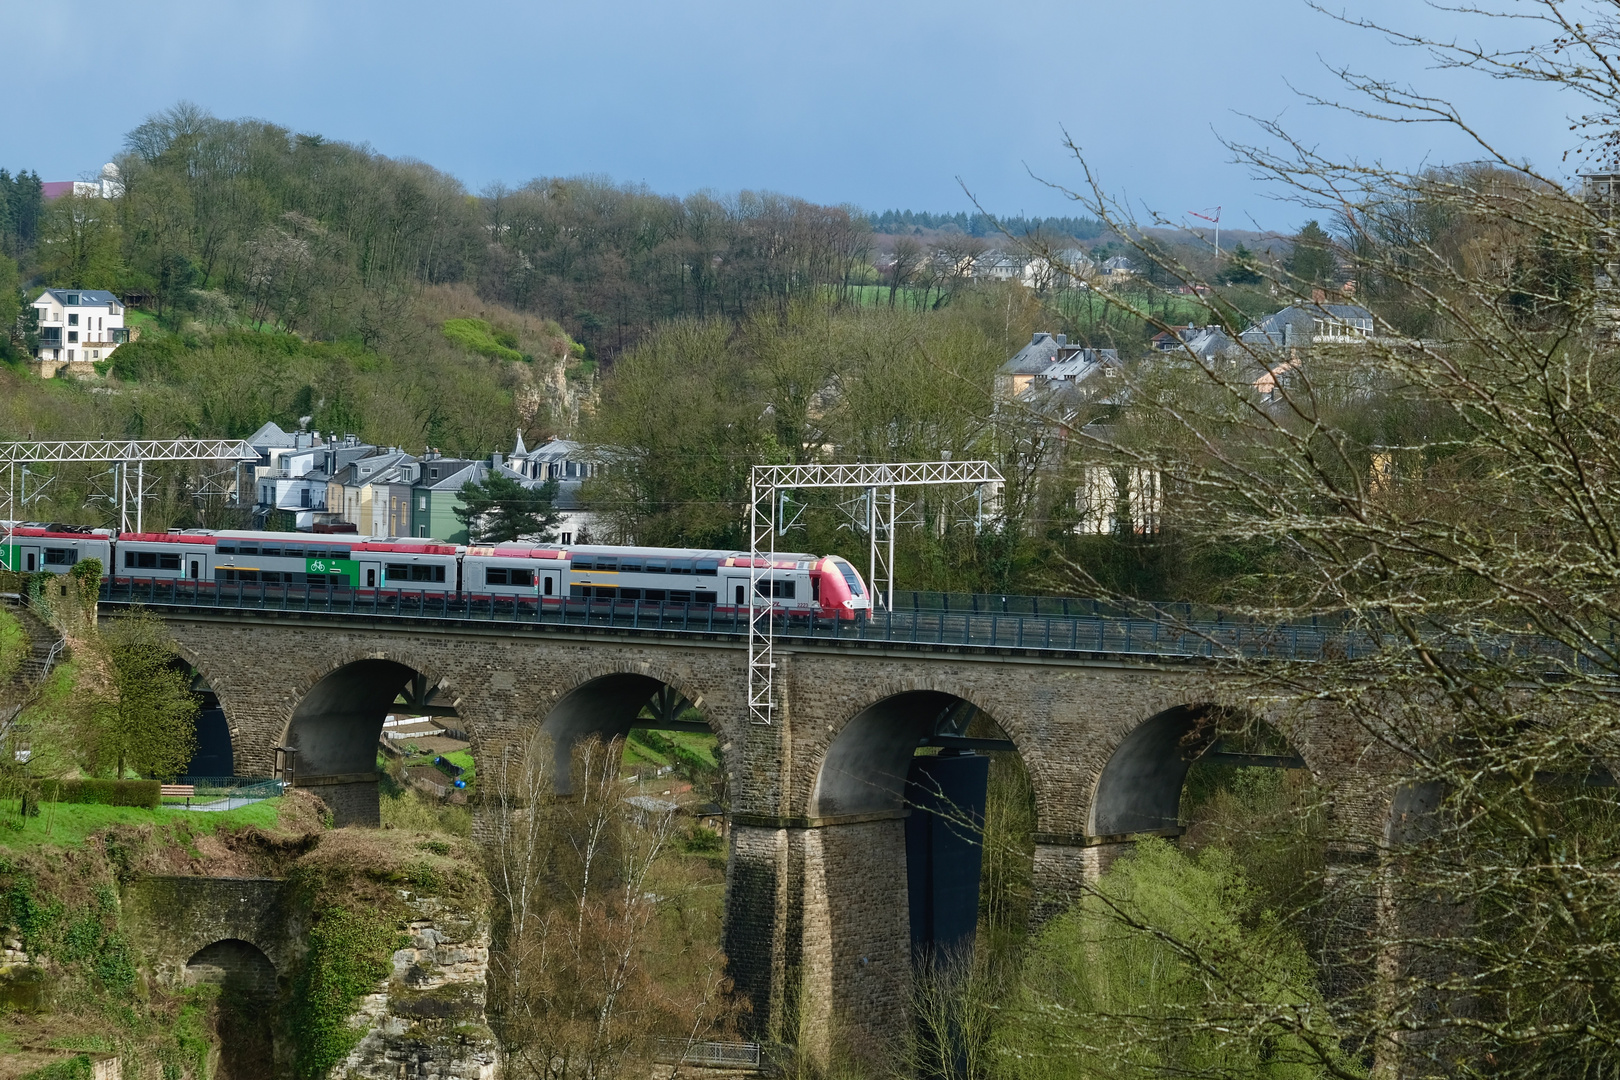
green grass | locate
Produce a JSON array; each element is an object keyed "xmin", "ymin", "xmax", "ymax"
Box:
[
  {"xmin": 0, "ymin": 606, "xmax": 24, "ymax": 684},
  {"xmin": 0, "ymin": 797, "xmax": 286, "ymax": 852},
  {"xmin": 440, "ymin": 750, "xmax": 476, "ymax": 783},
  {"xmin": 442, "ymin": 317, "xmax": 526, "ymax": 362}
]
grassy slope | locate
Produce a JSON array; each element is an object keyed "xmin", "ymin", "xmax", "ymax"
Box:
[{"xmin": 0, "ymin": 798, "xmax": 285, "ymax": 853}]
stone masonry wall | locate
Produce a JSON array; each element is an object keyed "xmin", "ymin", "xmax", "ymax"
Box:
[{"xmin": 338, "ymin": 890, "xmax": 498, "ymax": 1080}]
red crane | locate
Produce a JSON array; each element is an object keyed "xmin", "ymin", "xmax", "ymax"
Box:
[{"xmin": 1189, "ymin": 206, "xmax": 1222, "ymax": 258}]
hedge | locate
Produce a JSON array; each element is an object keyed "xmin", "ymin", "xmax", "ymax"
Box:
[{"xmin": 39, "ymin": 779, "xmax": 161, "ymax": 808}]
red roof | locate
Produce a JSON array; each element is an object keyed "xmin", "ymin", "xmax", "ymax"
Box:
[
  {"xmin": 352, "ymin": 541, "xmax": 458, "ymax": 555},
  {"xmin": 40, "ymin": 181, "xmax": 76, "ymax": 201},
  {"xmin": 117, "ymin": 533, "xmax": 216, "ymax": 545},
  {"xmin": 8, "ymin": 526, "xmax": 112, "ymax": 540}
]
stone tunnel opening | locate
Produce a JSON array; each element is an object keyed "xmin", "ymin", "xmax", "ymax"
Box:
[
  {"xmin": 185, "ymin": 938, "xmax": 278, "ymax": 1080},
  {"xmin": 285, "ymin": 658, "xmax": 440, "ymax": 827}
]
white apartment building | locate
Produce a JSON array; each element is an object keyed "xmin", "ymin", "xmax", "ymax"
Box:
[{"xmin": 32, "ymin": 289, "xmax": 128, "ymax": 377}]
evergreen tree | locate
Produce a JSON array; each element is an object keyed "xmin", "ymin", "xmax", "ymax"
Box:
[
  {"xmin": 456, "ymin": 472, "xmax": 561, "ymax": 544},
  {"xmin": 1283, "ymin": 220, "xmax": 1336, "ymax": 289},
  {"xmin": 1217, "ymin": 243, "xmax": 1263, "ymax": 285}
]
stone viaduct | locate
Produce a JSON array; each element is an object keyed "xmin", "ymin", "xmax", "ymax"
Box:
[{"xmin": 110, "ymin": 601, "xmax": 1398, "ymax": 1062}]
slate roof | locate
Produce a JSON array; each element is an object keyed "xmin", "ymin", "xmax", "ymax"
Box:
[
  {"xmin": 245, "ymin": 421, "xmax": 295, "ymax": 450},
  {"xmin": 1240, "ymin": 302, "xmax": 1375, "ymax": 346},
  {"xmin": 38, "ymin": 288, "xmax": 120, "ymax": 306}
]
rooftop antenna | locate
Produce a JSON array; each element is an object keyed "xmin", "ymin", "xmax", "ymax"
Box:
[{"xmin": 1190, "ymin": 206, "xmax": 1222, "ymax": 259}]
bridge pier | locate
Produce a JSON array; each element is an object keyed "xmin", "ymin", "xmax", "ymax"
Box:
[{"xmin": 725, "ymin": 815, "xmax": 912, "ymax": 1065}]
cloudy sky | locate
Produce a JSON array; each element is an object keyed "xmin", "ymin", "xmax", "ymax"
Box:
[{"xmin": 0, "ymin": 0, "xmax": 1575, "ymax": 230}]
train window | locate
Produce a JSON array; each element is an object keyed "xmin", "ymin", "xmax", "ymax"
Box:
[
  {"xmin": 485, "ymin": 567, "xmax": 509, "ymax": 585},
  {"xmin": 43, "ymin": 548, "xmax": 77, "ymax": 566},
  {"xmin": 695, "ymin": 591, "xmax": 717, "ymax": 605},
  {"xmin": 544, "ymin": 577, "xmax": 553, "ymax": 596},
  {"xmin": 125, "ymin": 551, "xmax": 181, "ymax": 571},
  {"xmin": 619, "ymin": 559, "xmax": 643, "ymax": 573},
  {"xmin": 389, "ymin": 563, "xmax": 448, "ymax": 583},
  {"xmin": 386, "ymin": 564, "xmax": 409, "ymax": 581},
  {"xmin": 811, "ymin": 576, "xmax": 819, "ymax": 601},
  {"xmin": 25, "ymin": 554, "xmax": 34, "ymax": 572},
  {"xmin": 217, "ymin": 544, "xmax": 235, "ymax": 554},
  {"xmin": 190, "ymin": 561, "xmax": 199, "ymax": 580},
  {"xmin": 643, "ymin": 558, "xmax": 666, "ymax": 573},
  {"xmin": 647, "ymin": 588, "xmax": 667, "ymax": 602},
  {"xmin": 735, "ymin": 585, "xmax": 745, "ymax": 605},
  {"xmin": 695, "ymin": 559, "xmax": 719, "ymax": 576},
  {"xmin": 237, "ymin": 545, "xmax": 258, "ymax": 556},
  {"xmin": 620, "ymin": 588, "xmax": 642, "ymax": 601},
  {"xmin": 669, "ymin": 559, "xmax": 694, "ymax": 575},
  {"xmin": 571, "ymin": 558, "xmax": 592, "ymax": 571},
  {"xmin": 280, "ymin": 546, "xmax": 302, "ymax": 559},
  {"xmin": 594, "ymin": 557, "xmax": 618, "ymax": 571},
  {"xmin": 510, "ymin": 568, "xmax": 533, "ymax": 587},
  {"xmin": 668, "ymin": 590, "xmax": 692, "ymax": 603},
  {"xmin": 326, "ymin": 547, "xmax": 352, "ymax": 559},
  {"xmin": 260, "ymin": 545, "xmax": 281, "ymax": 557}
]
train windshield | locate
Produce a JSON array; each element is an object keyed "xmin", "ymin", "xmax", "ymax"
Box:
[{"xmin": 832, "ymin": 559, "xmax": 866, "ymax": 597}]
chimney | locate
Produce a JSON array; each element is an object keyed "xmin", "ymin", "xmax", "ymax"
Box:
[
  {"xmin": 1054, "ymin": 333, "xmax": 1067, "ymax": 346},
  {"xmin": 491, "ymin": 452, "xmax": 504, "ymax": 469},
  {"xmin": 1311, "ymin": 288, "xmax": 1327, "ymax": 304}
]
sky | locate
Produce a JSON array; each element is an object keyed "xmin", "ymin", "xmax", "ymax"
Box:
[{"xmin": 0, "ymin": 0, "xmax": 1579, "ymax": 231}]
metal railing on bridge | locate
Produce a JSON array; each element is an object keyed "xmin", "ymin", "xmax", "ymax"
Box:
[{"xmin": 99, "ymin": 576, "xmax": 1379, "ymax": 662}]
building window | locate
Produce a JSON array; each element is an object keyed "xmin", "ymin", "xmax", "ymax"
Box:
[
  {"xmin": 66, "ymin": 350, "xmax": 74, "ymax": 361},
  {"xmin": 67, "ymin": 331, "xmax": 78, "ymax": 343},
  {"xmin": 560, "ymin": 532, "xmax": 573, "ymax": 545},
  {"xmin": 418, "ymin": 495, "xmax": 427, "ymax": 511},
  {"xmin": 68, "ymin": 313, "xmax": 79, "ymax": 326}
]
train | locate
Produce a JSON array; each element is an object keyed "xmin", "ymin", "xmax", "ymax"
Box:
[{"xmin": 0, "ymin": 524, "xmax": 873, "ymax": 619}]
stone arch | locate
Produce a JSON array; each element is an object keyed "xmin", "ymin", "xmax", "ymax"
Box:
[
  {"xmin": 161, "ymin": 640, "xmax": 240, "ymax": 777},
  {"xmin": 284, "ymin": 651, "xmax": 457, "ymax": 825},
  {"xmin": 795, "ymin": 685, "xmax": 1032, "ymax": 1062},
  {"xmin": 537, "ymin": 664, "xmax": 729, "ymax": 796},
  {"xmin": 186, "ymin": 939, "xmax": 279, "ymax": 1079},
  {"xmin": 184, "ymin": 937, "xmax": 278, "ymax": 995},
  {"xmin": 1087, "ymin": 703, "xmax": 1310, "ymax": 838}
]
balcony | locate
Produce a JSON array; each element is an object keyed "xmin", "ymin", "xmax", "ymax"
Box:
[{"xmin": 38, "ymin": 327, "xmax": 62, "ymax": 345}]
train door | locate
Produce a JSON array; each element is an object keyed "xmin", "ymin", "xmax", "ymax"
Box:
[
  {"xmin": 541, "ymin": 570, "xmax": 561, "ymax": 600},
  {"xmin": 19, "ymin": 545, "xmax": 39, "ymax": 573},
  {"xmin": 723, "ymin": 574, "xmax": 750, "ymax": 610},
  {"xmin": 359, "ymin": 559, "xmax": 381, "ymax": 590}
]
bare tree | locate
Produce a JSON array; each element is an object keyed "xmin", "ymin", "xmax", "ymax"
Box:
[{"xmin": 996, "ymin": 4, "xmax": 1620, "ymax": 1078}]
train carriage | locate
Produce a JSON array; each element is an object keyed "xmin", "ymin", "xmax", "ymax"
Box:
[
  {"xmin": 0, "ymin": 524, "xmax": 113, "ymax": 576},
  {"xmin": 5, "ymin": 523, "xmax": 872, "ymax": 620}
]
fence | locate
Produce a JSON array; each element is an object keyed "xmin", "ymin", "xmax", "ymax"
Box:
[
  {"xmin": 98, "ymin": 576, "xmax": 1603, "ymax": 670},
  {"xmin": 168, "ymin": 775, "xmax": 283, "ymax": 810},
  {"xmin": 654, "ymin": 1040, "xmax": 762, "ymax": 1069}
]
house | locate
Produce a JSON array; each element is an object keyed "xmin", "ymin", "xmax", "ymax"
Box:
[
  {"xmin": 1101, "ymin": 255, "xmax": 1136, "ymax": 281},
  {"xmin": 505, "ymin": 434, "xmax": 605, "ymax": 545},
  {"xmin": 1239, "ymin": 300, "xmax": 1377, "ymax": 348},
  {"xmin": 326, "ymin": 450, "xmax": 416, "ymax": 537},
  {"xmin": 40, "ymin": 164, "xmax": 123, "ymax": 201},
  {"xmin": 31, "ymin": 289, "xmax": 128, "ymax": 377},
  {"xmin": 997, "ymin": 331, "xmax": 1121, "ymax": 398},
  {"xmin": 408, "ymin": 456, "xmax": 484, "ymax": 542},
  {"xmin": 1151, "ymin": 324, "xmax": 1234, "ymax": 360}
]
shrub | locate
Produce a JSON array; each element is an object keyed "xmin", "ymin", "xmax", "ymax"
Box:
[
  {"xmin": 442, "ymin": 318, "xmax": 526, "ymax": 362},
  {"xmin": 39, "ymin": 779, "xmax": 161, "ymax": 808}
]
